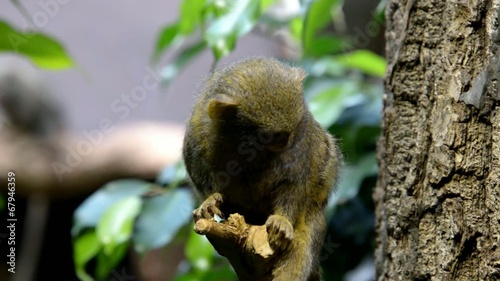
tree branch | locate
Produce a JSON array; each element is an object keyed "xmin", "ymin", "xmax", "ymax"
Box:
[{"xmin": 194, "ymin": 213, "xmax": 288, "ymax": 281}]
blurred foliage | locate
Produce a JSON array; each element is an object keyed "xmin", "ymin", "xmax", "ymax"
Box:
[
  {"xmin": 151, "ymin": 0, "xmax": 278, "ymax": 87},
  {"xmin": 174, "ymin": 230, "xmax": 236, "ymax": 281},
  {"xmin": 0, "ymin": 19, "xmax": 74, "ymax": 70},
  {"xmin": 72, "ymin": 178, "xmax": 195, "ymax": 281}
]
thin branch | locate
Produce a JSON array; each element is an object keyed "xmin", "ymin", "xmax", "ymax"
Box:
[
  {"xmin": 194, "ymin": 214, "xmax": 287, "ymax": 281},
  {"xmin": 10, "ymin": 0, "xmax": 36, "ymax": 27}
]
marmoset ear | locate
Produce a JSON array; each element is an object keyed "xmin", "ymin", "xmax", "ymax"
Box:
[{"xmin": 207, "ymin": 94, "xmax": 239, "ymax": 120}]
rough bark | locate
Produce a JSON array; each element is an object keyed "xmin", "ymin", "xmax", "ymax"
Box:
[{"xmin": 375, "ymin": 1, "xmax": 500, "ymax": 280}]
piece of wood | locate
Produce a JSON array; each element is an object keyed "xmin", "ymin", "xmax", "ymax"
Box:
[{"xmin": 194, "ymin": 213, "xmax": 291, "ymax": 281}]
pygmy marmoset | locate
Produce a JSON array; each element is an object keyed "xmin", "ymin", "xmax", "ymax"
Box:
[{"xmin": 183, "ymin": 57, "xmax": 342, "ymax": 281}]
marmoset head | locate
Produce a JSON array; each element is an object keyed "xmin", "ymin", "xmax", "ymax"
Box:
[{"xmin": 204, "ymin": 57, "xmax": 307, "ymax": 151}]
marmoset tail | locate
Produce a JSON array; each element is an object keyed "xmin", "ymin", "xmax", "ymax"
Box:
[{"xmin": 183, "ymin": 56, "xmax": 342, "ymax": 281}]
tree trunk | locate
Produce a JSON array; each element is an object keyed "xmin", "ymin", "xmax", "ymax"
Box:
[{"xmin": 374, "ymin": 1, "xmax": 500, "ymax": 280}]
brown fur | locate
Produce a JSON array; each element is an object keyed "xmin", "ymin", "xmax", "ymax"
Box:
[{"xmin": 183, "ymin": 57, "xmax": 342, "ymax": 280}]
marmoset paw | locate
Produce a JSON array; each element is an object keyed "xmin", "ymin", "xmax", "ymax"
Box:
[
  {"xmin": 193, "ymin": 192, "xmax": 224, "ymax": 221},
  {"xmin": 265, "ymin": 214, "xmax": 294, "ymax": 251}
]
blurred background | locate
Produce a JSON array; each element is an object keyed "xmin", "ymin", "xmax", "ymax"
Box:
[
  {"xmin": 0, "ymin": 0, "xmax": 385, "ymax": 280},
  {"xmin": 0, "ymin": 0, "xmax": 283, "ymax": 129}
]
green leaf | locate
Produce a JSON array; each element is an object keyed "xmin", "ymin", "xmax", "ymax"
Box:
[
  {"xmin": 95, "ymin": 242, "xmax": 130, "ymax": 281},
  {"xmin": 335, "ymin": 97, "xmax": 382, "ymax": 126},
  {"xmin": 160, "ymin": 40, "xmax": 207, "ymax": 87},
  {"xmin": 332, "ymin": 124, "xmax": 380, "ymax": 163},
  {"xmin": 186, "ymin": 229, "xmax": 215, "ymax": 271},
  {"xmin": 205, "ymin": 0, "xmax": 263, "ymax": 60},
  {"xmin": 336, "ymin": 50, "xmax": 386, "ymax": 77},
  {"xmin": 152, "ymin": 23, "xmax": 181, "ymax": 62},
  {"xmin": 201, "ymin": 0, "xmax": 231, "ymax": 19},
  {"xmin": 156, "ymin": 161, "xmax": 188, "ymax": 187},
  {"xmin": 174, "ymin": 272, "xmax": 200, "ymax": 281},
  {"xmin": 133, "ymin": 188, "xmax": 194, "ymax": 253},
  {"xmin": 309, "ymin": 57, "xmax": 346, "ymax": 77},
  {"xmin": 179, "ymin": 0, "xmax": 206, "ymax": 34},
  {"xmin": 306, "ymin": 36, "xmax": 345, "ymax": 57},
  {"xmin": 205, "ymin": 265, "xmax": 237, "ymax": 281},
  {"xmin": 308, "ymin": 81, "xmax": 360, "ymax": 128},
  {"xmin": 289, "ymin": 17, "xmax": 303, "ymax": 42},
  {"xmin": 260, "ymin": 0, "xmax": 277, "ymax": 10},
  {"xmin": 152, "ymin": 0, "xmax": 208, "ymax": 62},
  {"xmin": 303, "ymin": 0, "xmax": 341, "ymax": 56},
  {"xmin": 0, "ymin": 20, "xmax": 73, "ymax": 70},
  {"xmin": 375, "ymin": 0, "xmax": 388, "ymax": 22},
  {"xmin": 329, "ymin": 153, "xmax": 377, "ymax": 209},
  {"xmin": 331, "ymin": 79, "xmax": 383, "ymax": 127},
  {"xmin": 96, "ymin": 196, "xmax": 142, "ymax": 255},
  {"xmin": 72, "ymin": 179, "xmax": 153, "ymax": 236},
  {"xmin": 74, "ymin": 231, "xmax": 101, "ymax": 281}
]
